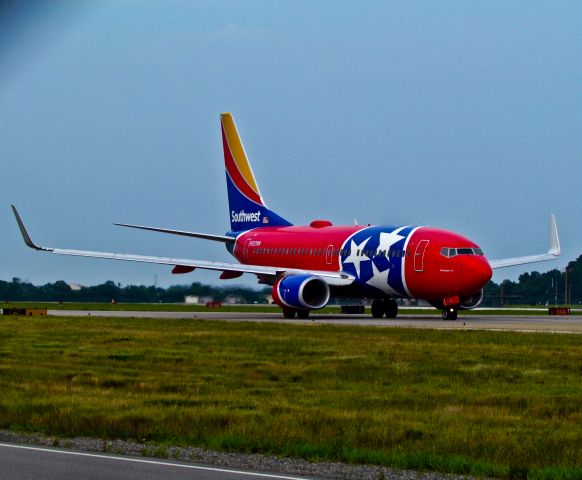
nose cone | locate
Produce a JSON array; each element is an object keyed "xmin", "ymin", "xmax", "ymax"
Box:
[{"xmin": 460, "ymin": 256, "xmax": 493, "ymax": 295}]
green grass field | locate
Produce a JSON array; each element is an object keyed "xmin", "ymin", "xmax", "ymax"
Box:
[{"xmin": 1, "ymin": 315, "xmax": 581, "ymax": 479}]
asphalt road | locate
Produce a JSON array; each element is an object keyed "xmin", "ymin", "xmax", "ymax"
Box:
[
  {"xmin": 48, "ymin": 310, "xmax": 582, "ymax": 333},
  {"xmin": 0, "ymin": 443, "xmax": 313, "ymax": 480}
]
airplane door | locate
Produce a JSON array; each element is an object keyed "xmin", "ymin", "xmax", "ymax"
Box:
[
  {"xmin": 414, "ymin": 240, "xmax": 429, "ymax": 272},
  {"xmin": 325, "ymin": 244, "xmax": 334, "ymax": 265}
]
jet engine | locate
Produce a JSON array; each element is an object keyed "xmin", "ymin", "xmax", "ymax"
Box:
[
  {"xmin": 272, "ymin": 274, "xmax": 330, "ymax": 310},
  {"xmin": 459, "ymin": 289, "xmax": 484, "ymax": 310}
]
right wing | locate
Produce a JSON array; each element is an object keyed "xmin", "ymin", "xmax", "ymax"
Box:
[
  {"xmin": 11, "ymin": 205, "xmax": 354, "ymax": 287},
  {"xmin": 488, "ymin": 215, "xmax": 560, "ymax": 269}
]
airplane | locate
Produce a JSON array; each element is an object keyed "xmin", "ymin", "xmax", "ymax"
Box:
[{"xmin": 12, "ymin": 113, "xmax": 561, "ymax": 320}]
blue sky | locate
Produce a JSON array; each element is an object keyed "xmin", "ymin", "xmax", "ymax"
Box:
[{"xmin": 1, "ymin": 1, "xmax": 581, "ymax": 288}]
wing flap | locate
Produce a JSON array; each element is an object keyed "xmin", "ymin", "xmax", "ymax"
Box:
[{"xmin": 47, "ymin": 247, "xmax": 354, "ymax": 285}]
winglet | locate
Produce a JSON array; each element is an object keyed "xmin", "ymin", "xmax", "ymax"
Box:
[
  {"xmin": 548, "ymin": 214, "xmax": 560, "ymax": 256},
  {"xmin": 11, "ymin": 205, "xmax": 52, "ymax": 251}
]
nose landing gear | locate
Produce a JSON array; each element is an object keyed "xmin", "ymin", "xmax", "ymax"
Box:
[{"xmin": 442, "ymin": 306, "xmax": 458, "ymax": 321}]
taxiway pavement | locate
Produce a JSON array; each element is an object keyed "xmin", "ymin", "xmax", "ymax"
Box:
[{"xmin": 48, "ymin": 310, "xmax": 582, "ymax": 333}]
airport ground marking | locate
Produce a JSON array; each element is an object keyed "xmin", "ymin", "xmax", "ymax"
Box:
[{"xmin": 0, "ymin": 443, "xmax": 311, "ymax": 480}]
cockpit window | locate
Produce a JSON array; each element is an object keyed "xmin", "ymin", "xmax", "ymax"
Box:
[{"xmin": 440, "ymin": 247, "xmax": 484, "ymax": 258}]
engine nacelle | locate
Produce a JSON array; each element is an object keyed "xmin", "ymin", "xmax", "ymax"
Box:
[
  {"xmin": 459, "ymin": 289, "xmax": 484, "ymax": 310},
  {"xmin": 272, "ymin": 274, "xmax": 330, "ymax": 310}
]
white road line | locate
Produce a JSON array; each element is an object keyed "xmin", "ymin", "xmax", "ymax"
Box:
[{"xmin": 0, "ymin": 443, "xmax": 310, "ymax": 480}]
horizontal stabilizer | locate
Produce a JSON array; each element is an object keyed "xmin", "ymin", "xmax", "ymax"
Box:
[
  {"xmin": 114, "ymin": 222, "xmax": 235, "ymax": 243},
  {"xmin": 489, "ymin": 215, "xmax": 560, "ymax": 269}
]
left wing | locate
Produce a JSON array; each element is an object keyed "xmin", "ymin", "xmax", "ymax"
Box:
[
  {"xmin": 489, "ymin": 215, "xmax": 560, "ymax": 269},
  {"xmin": 11, "ymin": 205, "xmax": 354, "ymax": 287}
]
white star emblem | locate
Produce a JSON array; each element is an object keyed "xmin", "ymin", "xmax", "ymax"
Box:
[
  {"xmin": 342, "ymin": 236, "xmax": 371, "ymax": 278},
  {"xmin": 377, "ymin": 227, "xmax": 407, "ymax": 256},
  {"xmin": 366, "ymin": 262, "xmax": 399, "ymax": 295}
]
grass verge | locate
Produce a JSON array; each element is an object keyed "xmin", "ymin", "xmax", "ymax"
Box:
[{"xmin": 1, "ymin": 316, "xmax": 581, "ymax": 478}]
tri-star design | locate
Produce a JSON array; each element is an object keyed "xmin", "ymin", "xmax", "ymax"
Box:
[{"xmin": 340, "ymin": 225, "xmax": 418, "ymax": 298}]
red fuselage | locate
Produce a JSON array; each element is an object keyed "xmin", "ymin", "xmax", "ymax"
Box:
[{"xmin": 231, "ymin": 222, "xmax": 492, "ymax": 306}]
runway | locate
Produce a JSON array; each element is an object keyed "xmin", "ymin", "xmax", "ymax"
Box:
[
  {"xmin": 48, "ymin": 310, "xmax": 582, "ymax": 333},
  {"xmin": 0, "ymin": 442, "xmax": 313, "ymax": 480}
]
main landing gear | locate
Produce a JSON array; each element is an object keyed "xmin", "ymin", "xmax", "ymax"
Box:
[
  {"xmin": 371, "ymin": 299, "xmax": 399, "ymax": 319},
  {"xmin": 283, "ymin": 308, "xmax": 310, "ymax": 319},
  {"xmin": 442, "ymin": 306, "xmax": 458, "ymax": 321}
]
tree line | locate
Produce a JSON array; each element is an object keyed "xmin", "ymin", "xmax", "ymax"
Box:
[
  {"xmin": 483, "ymin": 254, "xmax": 582, "ymax": 306},
  {"xmin": 0, "ymin": 279, "xmax": 271, "ymax": 304}
]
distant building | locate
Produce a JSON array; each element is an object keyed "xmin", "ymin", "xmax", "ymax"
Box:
[
  {"xmin": 185, "ymin": 295, "xmax": 214, "ymax": 304},
  {"xmin": 224, "ymin": 295, "xmax": 243, "ymax": 304}
]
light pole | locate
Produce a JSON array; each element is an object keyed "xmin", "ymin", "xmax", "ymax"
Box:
[
  {"xmin": 555, "ymin": 270, "xmax": 558, "ymax": 307},
  {"xmin": 564, "ymin": 268, "xmax": 574, "ymax": 307}
]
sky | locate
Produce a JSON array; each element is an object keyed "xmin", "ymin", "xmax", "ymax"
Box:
[{"xmin": 1, "ymin": 1, "xmax": 581, "ymax": 289}]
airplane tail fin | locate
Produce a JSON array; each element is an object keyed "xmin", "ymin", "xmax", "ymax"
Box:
[{"xmin": 220, "ymin": 113, "xmax": 292, "ymax": 232}]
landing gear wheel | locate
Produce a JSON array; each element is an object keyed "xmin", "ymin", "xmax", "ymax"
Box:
[
  {"xmin": 442, "ymin": 307, "xmax": 458, "ymax": 321},
  {"xmin": 297, "ymin": 309, "xmax": 310, "ymax": 319},
  {"xmin": 384, "ymin": 299, "xmax": 398, "ymax": 319},
  {"xmin": 283, "ymin": 308, "xmax": 296, "ymax": 319},
  {"xmin": 371, "ymin": 300, "xmax": 385, "ymax": 318}
]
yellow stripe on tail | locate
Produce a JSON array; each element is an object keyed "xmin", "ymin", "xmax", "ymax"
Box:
[{"xmin": 221, "ymin": 113, "xmax": 261, "ymax": 197}]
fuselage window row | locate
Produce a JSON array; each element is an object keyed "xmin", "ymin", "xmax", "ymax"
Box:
[{"xmin": 251, "ymin": 248, "xmax": 412, "ymax": 257}]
